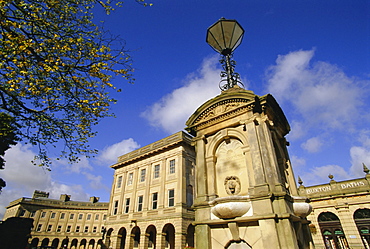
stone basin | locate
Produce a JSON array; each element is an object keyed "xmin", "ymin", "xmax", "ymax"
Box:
[{"xmin": 209, "ymin": 196, "xmax": 251, "ymax": 219}]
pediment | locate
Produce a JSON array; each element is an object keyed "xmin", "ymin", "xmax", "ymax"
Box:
[{"xmin": 186, "ymin": 87, "xmax": 256, "ymax": 134}]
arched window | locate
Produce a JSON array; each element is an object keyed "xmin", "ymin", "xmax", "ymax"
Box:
[
  {"xmin": 71, "ymin": 239, "xmax": 78, "ymax": 249},
  {"xmin": 318, "ymin": 212, "xmax": 349, "ymax": 249},
  {"xmin": 118, "ymin": 227, "xmax": 127, "ymax": 249},
  {"xmin": 41, "ymin": 238, "xmax": 49, "ymax": 246},
  {"xmin": 31, "ymin": 238, "xmax": 39, "ymax": 248},
  {"xmin": 131, "ymin": 226, "xmax": 141, "ymax": 248},
  {"xmin": 105, "ymin": 228, "xmax": 113, "ymax": 249},
  {"xmin": 51, "ymin": 238, "xmax": 59, "ymax": 249},
  {"xmin": 354, "ymin": 208, "xmax": 370, "ymax": 248},
  {"xmin": 162, "ymin": 223, "xmax": 175, "ymax": 249},
  {"xmin": 146, "ymin": 225, "xmax": 157, "ymax": 248},
  {"xmin": 80, "ymin": 239, "xmax": 87, "ymax": 249},
  {"xmin": 88, "ymin": 239, "xmax": 95, "ymax": 249},
  {"xmin": 186, "ymin": 224, "xmax": 195, "ymax": 248}
]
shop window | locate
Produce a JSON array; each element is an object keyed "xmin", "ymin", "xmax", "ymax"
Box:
[
  {"xmin": 318, "ymin": 212, "xmax": 349, "ymax": 249},
  {"xmin": 354, "ymin": 208, "xmax": 370, "ymax": 248}
]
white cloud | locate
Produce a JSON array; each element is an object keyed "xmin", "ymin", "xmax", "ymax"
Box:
[
  {"xmin": 301, "ymin": 137, "xmax": 323, "ymax": 153},
  {"xmin": 0, "ymin": 144, "xmax": 90, "ymax": 218},
  {"xmin": 141, "ymin": 56, "xmax": 224, "ymax": 133},
  {"xmin": 266, "ymin": 49, "xmax": 364, "ymax": 131},
  {"xmin": 300, "ymin": 164, "xmax": 351, "ymax": 186},
  {"xmin": 287, "ymin": 121, "xmax": 306, "ymax": 140},
  {"xmin": 98, "ymin": 138, "xmax": 140, "ymax": 164},
  {"xmin": 349, "ymin": 131, "xmax": 370, "ymax": 177},
  {"xmin": 291, "ymin": 155, "xmax": 306, "ymax": 168}
]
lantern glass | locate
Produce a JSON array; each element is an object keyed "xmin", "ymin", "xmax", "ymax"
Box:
[{"xmin": 206, "ymin": 19, "xmax": 244, "ymax": 55}]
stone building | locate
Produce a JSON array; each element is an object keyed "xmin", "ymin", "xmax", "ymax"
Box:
[
  {"xmin": 3, "ymin": 190, "xmax": 109, "ymax": 249},
  {"xmin": 3, "ymin": 87, "xmax": 370, "ymax": 249},
  {"xmin": 298, "ymin": 170, "xmax": 370, "ymax": 249},
  {"xmin": 104, "ymin": 131, "xmax": 196, "ymax": 249},
  {"xmin": 185, "ymin": 86, "xmax": 313, "ymax": 249}
]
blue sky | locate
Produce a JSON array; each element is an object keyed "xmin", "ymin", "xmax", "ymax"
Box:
[{"xmin": 1, "ymin": 0, "xmax": 369, "ymax": 217}]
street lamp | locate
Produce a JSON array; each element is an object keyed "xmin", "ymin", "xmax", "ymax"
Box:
[{"xmin": 206, "ymin": 18, "xmax": 245, "ymax": 91}]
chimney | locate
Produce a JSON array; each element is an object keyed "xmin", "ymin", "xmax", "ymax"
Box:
[
  {"xmin": 89, "ymin": 196, "xmax": 100, "ymax": 203},
  {"xmin": 60, "ymin": 194, "xmax": 71, "ymax": 202}
]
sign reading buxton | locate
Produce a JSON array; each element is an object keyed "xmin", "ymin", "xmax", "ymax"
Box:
[{"xmin": 304, "ymin": 180, "xmax": 368, "ymax": 195}]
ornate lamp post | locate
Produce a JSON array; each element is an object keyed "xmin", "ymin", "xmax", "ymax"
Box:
[{"xmin": 206, "ymin": 18, "xmax": 245, "ymax": 91}]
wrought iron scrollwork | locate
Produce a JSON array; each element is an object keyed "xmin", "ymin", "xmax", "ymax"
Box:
[{"xmin": 219, "ymin": 53, "xmax": 244, "ymax": 91}]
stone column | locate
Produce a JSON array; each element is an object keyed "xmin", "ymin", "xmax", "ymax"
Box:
[
  {"xmin": 194, "ymin": 136, "xmax": 208, "ymax": 204},
  {"xmin": 195, "ymin": 224, "xmax": 211, "ymax": 249},
  {"xmin": 258, "ymin": 219, "xmax": 281, "ymax": 248},
  {"xmin": 337, "ymin": 207, "xmax": 363, "ymax": 248}
]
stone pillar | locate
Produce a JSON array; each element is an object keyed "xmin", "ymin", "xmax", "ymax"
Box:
[
  {"xmin": 194, "ymin": 137, "xmax": 208, "ymax": 204},
  {"xmin": 258, "ymin": 219, "xmax": 281, "ymax": 248},
  {"xmin": 337, "ymin": 207, "xmax": 363, "ymax": 248},
  {"xmin": 205, "ymin": 155, "xmax": 217, "ymax": 199},
  {"xmin": 245, "ymin": 120, "xmax": 269, "ymax": 196},
  {"xmin": 195, "ymin": 224, "xmax": 211, "ymax": 249},
  {"xmin": 175, "ymin": 231, "xmax": 185, "ymax": 249}
]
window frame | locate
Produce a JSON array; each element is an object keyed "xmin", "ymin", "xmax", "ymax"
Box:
[
  {"xmin": 125, "ymin": 198, "xmax": 130, "ymax": 213},
  {"xmin": 137, "ymin": 195, "xmax": 143, "ymax": 212},
  {"xmin": 152, "ymin": 192, "xmax": 158, "ymax": 210},
  {"xmin": 140, "ymin": 168, "xmax": 146, "ymax": 182},
  {"xmin": 116, "ymin": 175, "xmax": 123, "ymax": 189},
  {"xmin": 154, "ymin": 164, "xmax": 160, "ymax": 179},
  {"xmin": 169, "ymin": 159, "xmax": 175, "ymax": 174},
  {"xmin": 168, "ymin": 189, "xmax": 175, "ymax": 207}
]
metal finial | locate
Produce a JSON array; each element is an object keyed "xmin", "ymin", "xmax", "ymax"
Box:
[
  {"xmin": 328, "ymin": 174, "xmax": 334, "ymax": 180},
  {"xmin": 363, "ymin": 163, "xmax": 369, "ymax": 174},
  {"xmin": 298, "ymin": 176, "xmax": 303, "ymax": 185}
]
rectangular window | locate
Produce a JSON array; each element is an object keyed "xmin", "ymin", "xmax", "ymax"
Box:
[
  {"xmin": 84, "ymin": 226, "xmax": 89, "ymax": 233},
  {"xmin": 140, "ymin": 169, "xmax": 146, "ymax": 182},
  {"xmin": 51, "ymin": 212, "xmax": 56, "ymax": 219},
  {"xmin": 66, "ymin": 225, "xmax": 71, "ymax": 232},
  {"xmin": 169, "ymin": 159, "xmax": 175, "ymax": 174},
  {"xmin": 69, "ymin": 214, "xmax": 74, "ymax": 219},
  {"xmin": 113, "ymin": 200, "xmax": 118, "ymax": 215},
  {"xmin": 103, "ymin": 214, "xmax": 107, "ymax": 220},
  {"xmin": 36, "ymin": 224, "xmax": 42, "ymax": 232},
  {"xmin": 75, "ymin": 226, "xmax": 80, "ymax": 233},
  {"xmin": 116, "ymin": 175, "xmax": 122, "ymax": 189},
  {"xmin": 60, "ymin": 213, "xmax": 65, "ymax": 219},
  {"xmin": 154, "ymin": 165, "xmax": 160, "ymax": 178},
  {"xmin": 57, "ymin": 225, "xmax": 62, "ymax": 232},
  {"xmin": 95, "ymin": 214, "xmax": 99, "ymax": 220},
  {"xmin": 168, "ymin": 189, "xmax": 175, "ymax": 207},
  {"xmin": 93, "ymin": 226, "xmax": 97, "ymax": 233},
  {"xmin": 152, "ymin": 192, "xmax": 158, "ymax": 210},
  {"xmin": 125, "ymin": 198, "xmax": 130, "ymax": 213},
  {"xmin": 41, "ymin": 212, "xmax": 46, "ymax": 218},
  {"xmin": 87, "ymin": 214, "xmax": 91, "ymax": 220},
  {"xmin": 127, "ymin": 172, "xmax": 133, "ymax": 185},
  {"xmin": 137, "ymin": 195, "xmax": 143, "ymax": 212},
  {"xmin": 47, "ymin": 224, "xmax": 52, "ymax": 232},
  {"xmin": 78, "ymin": 214, "xmax": 83, "ymax": 220}
]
